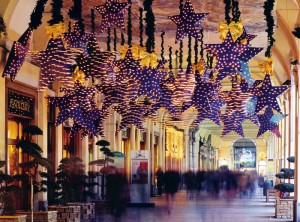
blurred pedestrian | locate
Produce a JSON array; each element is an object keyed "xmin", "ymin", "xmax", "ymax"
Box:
[
  {"xmin": 164, "ymin": 170, "xmax": 180, "ymax": 214},
  {"xmin": 155, "ymin": 166, "xmax": 164, "ymax": 196}
]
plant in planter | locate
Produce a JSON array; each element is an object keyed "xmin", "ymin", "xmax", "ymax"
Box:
[
  {"xmin": 0, "ymin": 161, "xmax": 23, "ymax": 216},
  {"xmin": 16, "ymin": 125, "xmax": 53, "ymax": 210},
  {"xmin": 54, "ymin": 157, "xmax": 93, "ymax": 205},
  {"xmin": 274, "ymin": 156, "xmax": 294, "ymax": 197}
]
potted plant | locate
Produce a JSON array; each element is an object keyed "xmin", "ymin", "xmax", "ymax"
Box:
[
  {"xmin": 0, "ymin": 160, "xmax": 27, "ymax": 221},
  {"xmin": 48, "ymin": 157, "xmax": 96, "ymax": 220},
  {"xmin": 15, "ymin": 125, "xmax": 56, "ymax": 221},
  {"xmin": 274, "ymin": 156, "xmax": 294, "ymax": 219}
]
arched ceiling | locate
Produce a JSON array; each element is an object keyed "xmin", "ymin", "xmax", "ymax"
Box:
[{"xmin": 1, "ymin": 0, "xmax": 298, "ymax": 148}]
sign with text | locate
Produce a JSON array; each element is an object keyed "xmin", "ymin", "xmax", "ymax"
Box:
[
  {"xmin": 130, "ymin": 150, "xmax": 150, "ymax": 204},
  {"xmin": 8, "ymin": 90, "xmax": 34, "ymax": 119}
]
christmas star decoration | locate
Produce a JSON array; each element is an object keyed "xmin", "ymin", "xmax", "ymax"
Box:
[
  {"xmin": 113, "ymin": 49, "xmax": 142, "ymax": 83},
  {"xmin": 193, "ymin": 100, "xmax": 224, "ymax": 126},
  {"xmin": 219, "ymin": 77, "xmax": 251, "ymax": 117},
  {"xmin": 117, "ymin": 101, "xmax": 148, "ymax": 131},
  {"xmin": 221, "ymin": 114, "xmax": 245, "ymax": 137},
  {"xmin": 96, "ymin": 81, "xmax": 131, "ymax": 116},
  {"xmin": 236, "ymin": 60, "xmax": 255, "ymax": 86},
  {"xmin": 64, "ymin": 22, "xmax": 93, "ymax": 53},
  {"xmin": 134, "ymin": 67, "xmax": 169, "ymax": 101},
  {"xmin": 172, "ymin": 66, "xmax": 196, "ymax": 114},
  {"xmin": 150, "ymin": 72, "xmax": 177, "ymax": 115},
  {"xmin": 189, "ymin": 73, "xmax": 219, "ymax": 114},
  {"xmin": 169, "ymin": 0, "xmax": 208, "ymax": 43},
  {"xmin": 95, "ymin": 0, "xmax": 130, "ymax": 33},
  {"xmin": 2, "ymin": 28, "xmax": 33, "ymax": 81},
  {"xmin": 77, "ymin": 35, "xmax": 116, "ymax": 83},
  {"xmin": 205, "ymin": 31, "xmax": 262, "ymax": 81},
  {"xmin": 271, "ymin": 113, "xmax": 288, "ymax": 124},
  {"xmin": 253, "ymin": 73, "xmax": 290, "ymax": 114},
  {"xmin": 257, "ymin": 106, "xmax": 281, "ymax": 138},
  {"xmin": 47, "ymin": 82, "xmax": 98, "ymax": 135},
  {"xmin": 30, "ymin": 37, "xmax": 79, "ymax": 90}
]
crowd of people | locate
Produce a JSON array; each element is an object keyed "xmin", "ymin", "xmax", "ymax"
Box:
[{"xmin": 155, "ymin": 168, "xmax": 258, "ymax": 201}]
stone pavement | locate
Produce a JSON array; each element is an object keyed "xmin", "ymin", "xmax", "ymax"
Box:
[{"xmin": 91, "ymin": 188, "xmax": 293, "ymax": 222}]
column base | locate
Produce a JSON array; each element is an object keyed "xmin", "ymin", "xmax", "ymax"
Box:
[{"xmin": 294, "ymin": 200, "xmax": 300, "ymax": 221}]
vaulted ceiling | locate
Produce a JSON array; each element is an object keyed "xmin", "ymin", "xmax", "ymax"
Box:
[{"xmin": 1, "ymin": 0, "xmax": 298, "ymax": 148}]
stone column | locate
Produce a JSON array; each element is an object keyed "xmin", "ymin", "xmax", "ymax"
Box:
[
  {"xmin": 81, "ymin": 136, "xmax": 89, "ymax": 174},
  {"xmin": 157, "ymin": 110, "xmax": 164, "ymax": 170},
  {"xmin": 37, "ymin": 90, "xmax": 48, "ymax": 209},
  {"xmin": 184, "ymin": 128, "xmax": 189, "ymax": 172},
  {"xmin": 0, "ymin": 47, "xmax": 6, "ymax": 162},
  {"xmin": 292, "ymin": 63, "xmax": 300, "ymax": 220},
  {"xmin": 284, "ymin": 94, "xmax": 290, "ymax": 168},
  {"xmin": 130, "ymin": 125, "xmax": 136, "ymax": 150}
]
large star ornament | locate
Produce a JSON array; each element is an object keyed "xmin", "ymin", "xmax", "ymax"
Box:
[
  {"xmin": 257, "ymin": 106, "xmax": 282, "ymax": 138},
  {"xmin": 30, "ymin": 37, "xmax": 78, "ymax": 90},
  {"xmin": 64, "ymin": 22, "xmax": 93, "ymax": 53},
  {"xmin": 253, "ymin": 73, "xmax": 290, "ymax": 114},
  {"xmin": 2, "ymin": 28, "xmax": 33, "ymax": 81},
  {"xmin": 168, "ymin": 0, "xmax": 208, "ymax": 43},
  {"xmin": 95, "ymin": 0, "xmax": 130, "ymax": 33}
]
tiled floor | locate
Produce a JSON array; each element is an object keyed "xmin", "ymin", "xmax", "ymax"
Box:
[{"xmin": 92, "ymin": 188, "xmax": 293, "ymax": 222}]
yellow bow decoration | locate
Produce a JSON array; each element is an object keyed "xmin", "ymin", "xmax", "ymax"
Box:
[
  {"xmin": 73, "ymin": 66, "xmax": 86, "ymax": 85},
  {"xmin": 218, "ymin": 21, "xmax": 244, "ymax": 42},
  {"xmin": 240, "ymin": 38, "xmax": 247, "ymax": 45},
  {"xmin": 192, "ymin": 60, "xmax": 206, "ymax": 75},
  {"xmin": 131, "ymin": 44, "xmax": 146, "ymax": 60},
  {"xmin": 140, "ymin": 52, "xmax": 158, "ymax": 68},
  {"xmin": 119, "ymin": 45, "xmax": 128, "ymax": 59},
  {"xmin": 45, "ymin": 22, "xmax": 65, "ymax": 39},
  {"xmin": 258, "ymin": 57, "xmax": 273, "ymax": 76}
]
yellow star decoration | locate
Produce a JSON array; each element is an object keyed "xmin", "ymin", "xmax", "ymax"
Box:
[
  {"xmin": 258, "ymin": 57, "xmax": 274, "ymax": 76},
  {"xmin": 45, "ymin": 22, "xmax": 65, "ymax": 39},
  {"xmin": 218, "ymin": 21, "xmax": 244, "ymax": 42},
  {"xmin": 193, "ymin": 60, "xmax": 206, "ymax": 75},
  {"xmin": 73, "ymin": 66, "xmax": 86, "ymax": 85}
]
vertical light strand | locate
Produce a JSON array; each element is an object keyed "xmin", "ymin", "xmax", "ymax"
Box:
[
  {"xmin": 107, "ymin": 27, "xmax": 111, "ymax": 51},
  {"xmin": 127, "ymin": 0, "xmax": 132, "ymax": 46}
]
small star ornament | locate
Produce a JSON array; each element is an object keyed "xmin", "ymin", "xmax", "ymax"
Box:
[
  {"xmin": 257, "ymin": 106, "xmax": 282, "ymax": 138},
  {"xmin": 95, "ymin": 0, "xmax": 130, "ymax": 33},
  {"xmin": 2, "ymin": 28, "xmax": 33, "ymax": 81},
  {"xmin": 253, "ymin": 73, "xmax": 290, "ymax": 114},
  {"xmin": 169, "ymin": 0, "xmax": 208, "ymax": 43}
]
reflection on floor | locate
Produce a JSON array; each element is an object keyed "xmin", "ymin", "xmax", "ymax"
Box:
[{"xmin": 90, "ymin": 187, "xmax": 293, "ymax": 222}]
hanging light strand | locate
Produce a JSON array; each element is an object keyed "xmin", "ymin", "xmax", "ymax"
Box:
[
  {"xmin": 187, "ymin": 35, "xmax": 192, "ymax": 65},
  {"xmin": 121, "ymin": 33, "xmax": 125, "ymax": 46},
  {"xmin": 139, "ymin": 7, "xmax": 144, "ymax": 47},
  {"xmin": 169, "ymin": 46, "xmax": 173, "ymax": 70},
  {"xmin": 263, "ymin": 0, "xmax": 276, "ymax": 57},
  {"xmin": 68, "ymin": 0, "xmax": 84, "ymax": 33},
  {"xmin": 232, "ymin": 0, "xmax": 241, "ymax": 22},
  {"xmin": 161, "ymin": 32, "xmax": 165, "ymax": 61},
  {"xmin": 144, "ymin": 0, "xmax": 155, "ymax": 52},
  {"xmin": 223, "ymin": 0, "xmax": 232, "ymax": 24},
  {"xmin": 127, "ymin": 0, "xmax": 132, "ymax": 46},
  {"xmin": 194, "ymin": 39, "xmax": 198, "ymax": 64},
  {"xmin": 107, "ymin": 27, "xmax": 111, "ymax": 51},
  {"xmin": 91, "ymin": 9, "xmax": 95, "ymax": 34},
  {"xmin": 200, "ymin": 29, "xmax": 204, "ymax": 59},
  {"xmin": 29, "ymin": 0, "xmax": 48, "ymax": 29},
  {"xmin": 48, "ymin": 0, "xmax": 64, "ymax": 26},
  {"xmin": 114, "ymin": 28, "xmax": 117, "ymax": 51}
]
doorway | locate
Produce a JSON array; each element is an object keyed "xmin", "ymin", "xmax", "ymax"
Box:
[{"xmin": 233, "ymin": 139, "xmax": 256, "ymax": 171}]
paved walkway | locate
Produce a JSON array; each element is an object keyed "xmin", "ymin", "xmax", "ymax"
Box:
[{"xmin": 92, "ymin": 188, "xmax": 293, "ymax": 222}]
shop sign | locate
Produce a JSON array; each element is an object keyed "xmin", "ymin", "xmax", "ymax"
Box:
[{"xmin": 8, "ymin": 90, "xmax": 34, "ymax": 118}]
